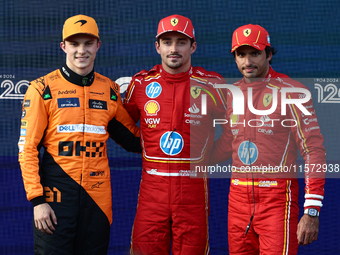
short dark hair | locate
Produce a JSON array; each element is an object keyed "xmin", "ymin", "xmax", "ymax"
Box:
[
  {"xmin": 232, "ymin": 46, "xmax": 277, "ymax": 65},
  {"xmin": 265, "ymin": 46, "xmax": 277, "ymax": 65}
]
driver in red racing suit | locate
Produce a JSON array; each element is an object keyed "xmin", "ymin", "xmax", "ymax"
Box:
[
  {"xmin": 124, "ymin": 15, "xmax": 226, "ymax": 255},
  {"xmin": 211, "ymin": 24, "xmax": 326, "ymax": 254}
]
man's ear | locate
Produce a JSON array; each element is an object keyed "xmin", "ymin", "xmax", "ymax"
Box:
[
  {"xmin": 190, "ymin": 41, "xmax": 197, "ymax": 55},
  {"xmin": 267, "ymin": 50, "xmax": 273, "ymax": 62},
  {"xmin": 96, "ymin": 40, "xmax": 102, "ymax": 51},
  {"xmin": 155, "ymin": 41, "xmax": 161, "ymax": 55},
  {"xmin": 60, "ymin": 41, "xmax": 66, "ymax": 53}
]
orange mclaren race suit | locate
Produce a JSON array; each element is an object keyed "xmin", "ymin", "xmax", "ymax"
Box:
[
  {"xmin": 211, "ymin": 67, "xmax": 326, "ymax": 255},
  {"xmin": 18, "ymin": 64, "xmax": 141, "ymax": 254},
  {"xmin": 124, "ymin": 65, "xmax": 226, "ymax": 255}
]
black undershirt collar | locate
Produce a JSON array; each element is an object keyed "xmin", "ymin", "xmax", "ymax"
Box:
[{"xmin": 60, "ymin": 63, "xmax": 95, "ymax": 86}]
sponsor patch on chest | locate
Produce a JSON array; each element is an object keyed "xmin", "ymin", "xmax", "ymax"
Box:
[
  {"xmin": 57, "ymin": 98, "xmax": 80, "ymax": 108},
  {"xmin": 89, "ymin": 99, "xmax": 108, "ymax": 110}
]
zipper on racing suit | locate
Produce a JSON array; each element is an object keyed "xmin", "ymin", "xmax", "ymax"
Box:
[{"xmin": 245, "ymin": 138, "xmax": 256, "ymax": 235}]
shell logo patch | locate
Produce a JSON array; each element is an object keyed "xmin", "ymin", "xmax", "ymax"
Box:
[
  {"xmin": 171, "ymin": 18, "xmax": 178, "ymax": 26},
  {"xmin": 144, "ymin": 100, "xmax": 160, "ymax": 116},
  {"xmin": 243, "ymin": 28, "xmax": 251, "ymax": 37}
]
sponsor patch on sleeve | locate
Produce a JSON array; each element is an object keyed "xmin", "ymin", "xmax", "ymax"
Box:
[
  {"xmin": 18, "ymin": 136, "xmax": 26, "ymax": 145},
  {"xmin": 18, "ymin": 152, "xmax": 25, "ymax": 161},
  {"xmin": 20, "ymin": 129, "xmax": 27, "ymax": 136},
  {"xmin": 23, "ymin": 100, "xmax": 30, "ymax": 107},
  {"xmin": 21, "ymin": 120, "xmax": 28, "ymax": 128},
  {"xmin": 18, "ymin": 144, "xmax": 24, "ymax": 153}
]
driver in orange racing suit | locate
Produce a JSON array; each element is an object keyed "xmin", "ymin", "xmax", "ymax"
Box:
[{"xmin": 18, "ymin": 14, "xmax": 141, "ymax": 254}]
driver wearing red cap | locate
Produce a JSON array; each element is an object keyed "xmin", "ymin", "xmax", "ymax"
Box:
[
  {"xmin": 124, "ymin": 14, "xmax": 226, "ymax": 255},
  {"xmin": 211, "ymin": 24, "xmax": 326, "ymax": 255}
]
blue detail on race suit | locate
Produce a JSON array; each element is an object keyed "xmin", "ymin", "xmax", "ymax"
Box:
[
  {"xmin": 146, "ymin": 82, "xmax": 162, "ymax": 98},
  {"xmin": 238, "ymin": 140, "xmax": 258, "ymax": 165},
  {"xmin": 20, "ymin": 128, "xmax": 27, "ymax": 136},
  {"xmin": 160, "ymin": 131, "xmax": 184, "ymax": 156}
]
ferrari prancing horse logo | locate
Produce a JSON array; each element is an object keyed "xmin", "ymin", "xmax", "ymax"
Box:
[
  {"xmin": 263, "ymin": 93, "xmax": 273, "ymax": 107},
  {"xmin": 190, "ymin": 86, "xmax": 201, "ymax": 99},
  {"xmin": 171, "ymin": 18, "xmax": 178, "ymax": 26},
  {"xmin": 243, "ymin": 28, "xmax": 251, "ymax": 37}
]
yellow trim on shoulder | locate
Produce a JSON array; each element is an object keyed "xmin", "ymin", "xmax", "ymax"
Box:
[
  {"xmin": 145, "ymin": 73, "xmax": 161, "ymax": 80},
  {"xmin": 191, "ymin": 75, "xmax": 208, "ymax": 82},
  {"xmin": 268, "ymin": 83, "xmax": 281, "ymax": 90}
]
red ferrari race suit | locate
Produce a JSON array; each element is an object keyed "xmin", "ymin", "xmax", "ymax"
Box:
[
  {"xmin": 124, "ymin": 65, "xmax": 226, "ymax": 255},
  {"xmin": 18, "ymin": 64, "xmax": 141, "ymax": 254},
  {"xmin": 211, "ymin": 67, "xmax": 326, "ymax": 255}
]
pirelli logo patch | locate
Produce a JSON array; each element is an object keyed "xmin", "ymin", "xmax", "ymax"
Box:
[{"xmin": 89, "ymin": 99, "xmax": 107, "ymax": 110}]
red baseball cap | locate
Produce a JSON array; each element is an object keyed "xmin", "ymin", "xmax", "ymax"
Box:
[
  {"xmin": 156, "ymin": 14, "xmax": 195, "ymax": 41},
  {"xmin": 231, "ymin": 24, "xmax": 271, "ymax": 52}
]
